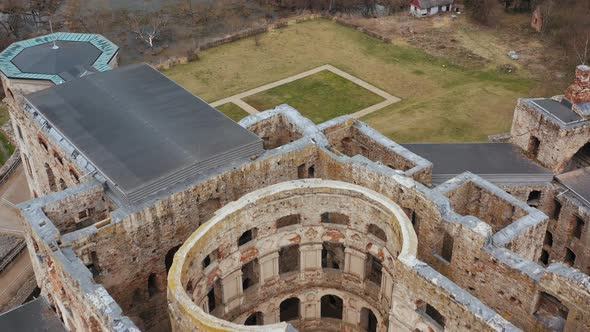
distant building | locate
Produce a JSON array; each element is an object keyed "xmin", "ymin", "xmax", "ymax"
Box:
[{"xmin": 410, "ymin": 0, "xmax": 454, "ymax": 17}]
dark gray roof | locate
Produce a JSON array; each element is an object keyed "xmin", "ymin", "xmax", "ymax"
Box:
[
  {"xmin": 0, "ymin": 33, "xmax": 118, "ymax": 84},
  {"xmin": 403, "ymin": 143, "xmax": 553, "ymax": 185},
  {"xmin": 11, "ymin": 41, "xmax": 101, "ymax": 76},
  {"xmin": 26, "ymin": 64, "xmax": 263, "ymax": 204},
  {"xmin": 417, "ymin": 0, "xmax": 453, "ymax": 8},
  {"xmin": 556, "ymin": 167, "xmax": 590, "ymax": 206},
  {"xmin": 0, "ymin": 298, "xmax": 66, "ymax": 332},
  {"xmin": 530, "ymin": 99, "xmax": 582, "ymax": 124}
]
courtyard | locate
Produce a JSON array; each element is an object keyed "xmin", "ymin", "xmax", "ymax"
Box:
[{"xmin": 166, "ymin": 19, "xmax": 536, "ymax": 142}]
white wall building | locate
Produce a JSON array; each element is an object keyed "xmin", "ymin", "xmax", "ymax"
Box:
[{"xmin": 410, "ymin": 0, "xmax": 454, "ymax": 17}]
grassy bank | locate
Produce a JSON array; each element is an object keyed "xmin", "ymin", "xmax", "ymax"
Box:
[{"xmin": 165, "ymin": 19, "xmax": 534, "ymax": 142}]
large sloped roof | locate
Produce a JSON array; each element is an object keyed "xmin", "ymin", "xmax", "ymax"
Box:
[
  {"xmin": 556, "ymin": 167, "xmax": 590, "ymax": 206},
  {"xmin": 25, "ymin": 64, "xmax": 264, "ymax": 204},
  {"xmin": 0, "ymin": 32, "xmax": 118, "ymax": 84},
  {"xmin": 0, "ymin": 298, "xmax": 66, "ymax": 332},
  {"xmin": 403, "ymin": 143, "xmax": 552, "ymax": 185}
]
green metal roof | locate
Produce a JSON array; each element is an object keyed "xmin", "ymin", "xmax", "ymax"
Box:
[{"xmin": 0, "ymin": 32, "xmax": 118, "ymax": 85}]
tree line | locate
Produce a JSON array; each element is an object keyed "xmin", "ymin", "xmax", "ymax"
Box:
[
  {"xmin": 257, "ymin": 0, "xmax": 407, "ymax": 15},
  {"xmin": 464, "ymin": 0, "xmax": 589, "ymax": 65}
]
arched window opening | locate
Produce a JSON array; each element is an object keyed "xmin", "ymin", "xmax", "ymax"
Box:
[
  {"xmin": 565, "ymin": 142, "xmax": 590, "ymax": 172},
  {"xmin": 440, "ymin": 232, "xmax": 454, "ymax": 263},
  {"xmin": 365, "ymin": 254, "xmax": 382, "ymax": 286},
  {"xmin": 360, "ymin": 307, "xmax": 378, "ymax": 332},
  {"xmin": 202, "ymin": 249, "xmax": 218, "ymax": 269},
  {"xmin": 368, "ymin": 224, "xmax": 387, "ymax": 242},
  {"xmin": 341, "ymin": 137, "xmax": 353, "ymax": 153},
  {"xmin": 528, "ymin": 136, "xmax": 541, "ymax": 159},
  {"xmin": 147, "ymin": 273, "xmax": 158, "ymax": 297},
  {"xmin": 86, "ymin": 251, "xmax": 100, "ymax": 278},
  {"xmin": 244, "ymin": 311, "xmax": 264, "ymax": 326},
  {"xmin": 322, "ymin": 242, "xmax": 344, "ymax": 270},
  {"xmin": 59, "ymin": 178, "xmax": 67, "ymax": 190},
  {"xmin": 572, "ymin": 215, "xmax": 585, "ymax": 239},
  {"xmin": 540, "ymin": 249, "xmax": 549, "ymax": 265},
  {"xmin": 165, "ymin": 245, "xmax": 181, "ymax": 273},
  {"xmin": 534, "ymin": 292, "xmax": 568, "ymax": 331},
  {"xmin": 279, "ymin": 297, "xmax": 300, "ymax": 322},
  {"xmin": 70, "ymin": 169, "xmax": 80, "ymax": 183},
  {"xmin": 553, "ymin": 199, "xmax": 562, "ymax": 220},
  {"xmin": 544, "ymin": 231, "xmax": 553, "ymax": 247},
  {"xmin": 527, "ymin": 190, "xmax": 542, "ymax": 207},
  {"xmin": 276, "ymin": 214, "xmax": 300, "ymax": 228},
  {"xmin": 564, "ymin": 248, "xmax": 576, "ymax": 266},
  {"xmin": 207, "ymin": 279, "xmax": 223, "ymax": 315},
  {"xmin": 320, "ymin": 294, "xmax": 343, "ymax": 319},
  {"xmin": 297, "ymin": 164, "xmax": 306, "ymax": 179},
  {"xmin": 308, "ymin": 165, "xmax": 315, "ymax": 178},
  {"xmin": 238, "ymin": 228, "xmax": 257, "ymax": 246},
  {"xmin": 279, "ymin": 245, "xmax": 300, "ymax": 274},
  {"xmin": 321, "ymin": 212, "xmax": 349, "ymax": 225},
  {"xmin": 54, "ymin": 151, "xmax": 64, "ymax": 165},
  {"xmin": 44, "ymin": 163, "xmax": 57, "ymax": 192},
  {"xmin": 241, "ymin": 259, "xmax": 259, "ymax": 291},
  {"xmin": 417, "ymin": 300, "xmax": 446, "ymax": 329},
  {"xmin": 38, "ymin": 137, "xmax": 48, "ymax": 151}
]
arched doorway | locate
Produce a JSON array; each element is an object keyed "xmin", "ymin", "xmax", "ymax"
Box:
[
  {"xmin": 165, "ymin": 245, "xmax": 181, "ymax": 273},
  {"xmin": 320, "ymin": 294, "xmax": 343, "ymax": 320},
  {"xmin": 360, "ymin": 307, "xmax": 378, "ymax": 332},
  {"xmin": 244, "ymin": 311, "xmax": 263, "ymax": 326},
  {"xmin": 528, "ymin": 136, "xmax": 541, "ymax": 159},
  {"xmin": 279, "ymin": 297, "xmax": 300, "ymax": 322},
  {"xmin": 565, "ymin": 142, "xmax": 590, "ymax": 171},
  {"xmin": 44, "ymin": 163, "xmax": 57, "ymax": 192}
]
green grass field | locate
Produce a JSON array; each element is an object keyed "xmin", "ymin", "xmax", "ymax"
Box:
[
  {"xmin": 164, "ymin": 19, "xmax": 535, "ymax": 143},
  {"xmin": 243, "ymin": 71, "xmax": 384, "ymax": 123},
  {"xmin": 216, "ymin": 102, "xmax": 250, "ymax": 122},
  {"xmin": 0, "ymin": 104, "xmax": 14, "ymax": 165}
]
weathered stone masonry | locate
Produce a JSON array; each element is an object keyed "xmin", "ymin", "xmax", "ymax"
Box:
[
  {"xmin": 2, "ymin": 33, "xmax": 589, "ymax": 332},
  {"xmin": 16, "ymin": 106, "xmax": 590, "ymax": 332}
]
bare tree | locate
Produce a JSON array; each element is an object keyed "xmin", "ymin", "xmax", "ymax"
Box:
[
  {"xmin": 574, "ymin": 34, "xmax": 589, "ymax": 66},
  {"xmin": 128, "ymin": 10, "xmax": 169, "ymax": 49}
]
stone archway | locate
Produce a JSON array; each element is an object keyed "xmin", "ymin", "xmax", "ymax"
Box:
[{"xmin": 565, "ymin": 142, "xmax": 590, "ymax": 172}]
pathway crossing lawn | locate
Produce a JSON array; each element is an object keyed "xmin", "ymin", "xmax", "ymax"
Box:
[
  {"xmin": 243, "ymin": 71, "xmax": 384, "ymax": 124},
  {"xmin": 164, "ymin": 19, "xmax": 536, "ymax": 143},
  {"xmin": 216, "ymin": 102, "xmax": 250, "ymax": 122}
]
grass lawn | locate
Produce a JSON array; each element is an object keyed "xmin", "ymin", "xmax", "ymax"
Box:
[
  {"xmin": 0, "ymin": 103, "xmax": 14, "ymax": 165},
  {"xmin": 216, "ymin": 102, "xmax": 250, "ymax": 122},
  {"xmin": 164, "ymin": 19, "xmax": 535, "ymax": 143},
  {"xmin": 243, "ymin": 70, "xmax": 384, "ymax": 124}
]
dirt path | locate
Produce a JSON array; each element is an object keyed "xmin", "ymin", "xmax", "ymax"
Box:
[
  {"xmin": 0, "ymin": 166, "xmax": 30, "ymax": 235},
  {"xmin": 0, "ymin": 250, "xmax": 34, "ymax": 312}
]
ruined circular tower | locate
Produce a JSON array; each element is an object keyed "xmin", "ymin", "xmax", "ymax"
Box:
[{"xmin": 168, "ymin": 179, "xmax": 417, "ymax": 331}]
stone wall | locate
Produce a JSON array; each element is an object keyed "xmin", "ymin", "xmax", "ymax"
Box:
[
  {"xmin": 319, "ymin": 116, "xmax": 432, "ymax": 185},
  {"xmin": 17, "ymin": 106, "xmax": 590, "ymax": 332},
  {"xmin": 1, "ymin": 74, "xmax": 88, "ymax": 198},
  {"xmin": 62, "ymin": 142, "xmax": 320, "ymax": 331},
  {"xmin": 510, "ymin": 98, "xmax": 590, "ymax": 173},
  {"xmin": 539, "ymin": 186, "xmax": 590, "ymax": 275},
  {"xmin": 167, "ymin": 179, "xmax": 515, "ymax": 332},
  {"xmin": 19, "ymin": 181, "xmax": 139, "ymax": 332}
]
